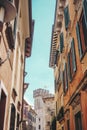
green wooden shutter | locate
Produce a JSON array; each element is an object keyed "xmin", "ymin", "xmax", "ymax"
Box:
[
  {"xmin": 64, "ymin": 6, "xmax": 70, "ymax": 30},
  {"xmin": 83, "ymin": 0, "xmax": 87, "ymax": 27},
  {"xmin": 71, "ymin": 38, "xmax": 77, "ymax": 72},
  {"xmin": 76, "ymin": 22, "xmax": 83, "ymax": 59},
  {"xmin": 60, "ymin": 33, "xmax": 64, "ymax": 53}
]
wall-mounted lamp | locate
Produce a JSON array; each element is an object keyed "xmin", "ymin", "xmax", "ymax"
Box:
[
  {"xmin": 0, "ymin": 0, "xmax": 16, "ymax": 32},
  {"xmin": 0, "ymin": 49, "xmax": 11, "ymax": 66}
]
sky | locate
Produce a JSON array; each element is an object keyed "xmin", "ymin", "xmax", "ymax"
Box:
[{"xmin": 24, "ymin": 0, "xmax": 56, "ymax": 107}]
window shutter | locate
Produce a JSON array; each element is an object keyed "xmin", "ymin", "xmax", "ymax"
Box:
[
  {"xmin": 83, "ymin": 0, "xmax": 87, "ymax": 27},
  {"xmin": 54, "ymin": 78, "xmax": 57, "ymax": 92},
  {"xmin": 67, "ymin": 53, "xmax": 72, "ymax": 81},
  {"xmin": 76, "ymin": 22, "xmax": 83, "ymax": 59},
  {"xmin": 60, "ymin": 33, "xmax": 64, "ymax": 53},
  {"xmin": 71, "ymin": 38, "xmax": 77, "ymax": 72},
  {"xmin": 65, "ymin": 63, "xmax": 68, "ymax": 91},
  {"xmin": 62, "ymin": 71, "xmax": 65, "ymax": 93},
  {"xmin": 54, "ymin": 50, "xmax": 59, "ymax": 65},
  {"xmin": 64, "ymin": 6, "xmax": 70, "ymax": 30},
  {"xmin": 82, "ymin": 14, "xmax": 87, "ymax": 48}
]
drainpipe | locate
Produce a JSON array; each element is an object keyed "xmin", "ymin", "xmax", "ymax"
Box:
[{"xmin": 21, "ymin": 40, "xmax": 26, "ymax": 128}]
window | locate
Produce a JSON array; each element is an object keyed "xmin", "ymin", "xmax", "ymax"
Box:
[
  {"xmin": 64, "ymin": 6, "xmax": 70, "ymax": 30},
  {"xmin": 10, "ymin": 104, "xmax": 16, "ymax": 130},
  {"xmin": 39, "ymin": 125, "xmax": 41, "ymax": 129},
  {"xmin": 83, "ymin": 0, "xmax": 87, "ymax": 27},
  {"xmin": 76, "ymin": 11, "xmax": 87, "ymax": 59},
  {"xmin": 67, "ymin": 38, "xmax": 77, "ymax": 81},
  {"xmin": 60, "ymin": 33, "xmax": 64, "ymax": 53},
  {"xmin": 5, "ymin": 23, "xmax": 14, "ymax": 51},
  {"xmin": 62, "ymin": 126, "xmax": 64, "ymax": 130},
  {"xmin": 0, "ymin": 90, "xmax": 6, "ymax": 130},
  {"xmin": 67, "ymin": 119, "xmax": 70, "ymax": 130},
  {"xmin": 47, "ymin": 121, "xmax": 50, "ymax": 126},
  {"xmin": 8, "ymin": 0, "xmax": 13, "ymax": 2},
  {"xmin": 75, "ymin": 111, "xmax": 82, "ymax": 130},
  {"xmin": 16, "ymin": 113, "xmax": 19, "ymax": 130},
  {"xmin": 54, "ymin": 50, "xmax": 59, "ymax": 65}
]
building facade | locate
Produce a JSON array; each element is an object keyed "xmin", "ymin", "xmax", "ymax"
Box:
[
  {"xmin": 0, "ymin": 0, "xmax": 34, "ymax": 130},
  {"xmin": 23, "ymin": 99, "xmax": 36, "ymax": 130},
  {"xmin": 33, "ymin": 88, "xmax": 55, "ymax": 130},
  {"xmin": 49, "ymin": 0, "xmax": 87, "ymax": 130},
  {"xmin": 42, "ymin": 96, "xmax": 55, "ymax": 130}
]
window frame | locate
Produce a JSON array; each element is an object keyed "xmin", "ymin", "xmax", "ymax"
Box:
[
  {"xmin": 67, "ymin": 38, "xmax": 77, "ymax": 82},
  {"xmin": 76, "ymin": 11, "xmax": 87, "ymax": 60}
]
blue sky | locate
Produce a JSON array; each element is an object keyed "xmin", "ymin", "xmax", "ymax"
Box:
[{"xmin": 24, "ymin": 0, "xmax": 56, "ymax": 106}]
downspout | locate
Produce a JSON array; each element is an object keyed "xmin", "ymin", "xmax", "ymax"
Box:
[{"xmin": 21, "ymin": 40, "xmax": 26, "ymax": 125}]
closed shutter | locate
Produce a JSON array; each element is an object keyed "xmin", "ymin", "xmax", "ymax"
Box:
[
  {"xmin": 71, "ymin": 38, "xmax": 77, "ymax": 72},
  {"xmin": 64, "ymin": 6, "xmax": 70, "ymax": 30},
  {"xmin": 76, "ymin": 22, "xmax": 83, "ymax": 59},
  {"xmin": 83, "ymin": 0, "xmax": 87, "ymax": 27},
  {"xmin": 60, "ymin": 33, "xmax": 64, "ymax": 53},
  {"xmin": 54, "ymin": 50, "xmax": 59, "ymax": 65}
]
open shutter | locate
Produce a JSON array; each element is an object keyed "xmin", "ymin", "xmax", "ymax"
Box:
[
  {"xmin": 64, "ymin": 6, "xmax": 70, "ymax": 30},
  {"xmin": 62, "ymin": 71, "xmax": 65, "ymax": 93},
  {"xmin": 60, "ymin": 33, "xmax": 64, "ymax": 53},
  {"xmin": 67, "ymin": 52, "xmax": 72, "ymax": 81},
  {"xmin": 65, "ymin": 63, "xmax": 68, "ymax": 91},
  {"xmin": 83, "ymin": 0, "xmax": 87, "ymax": 27},
  {"xmin": 71, "ymin": 38, "xmax": 77, "ymax": 72},
  {"xmin": 76, "ymin": 22, "xmax": 83, "ymax": 59}
]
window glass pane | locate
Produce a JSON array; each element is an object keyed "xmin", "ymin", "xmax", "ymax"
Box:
[
  {"xmin": 67, "ymin": 119, "xmax": 70, "ymax": 130},
  {"xmin": 75, "ymin": 111, "xmax": 82, "ymax": 130},
  {"xmin": 83, "ymin": 0, "xmax": 87, "ymax": 27}
]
